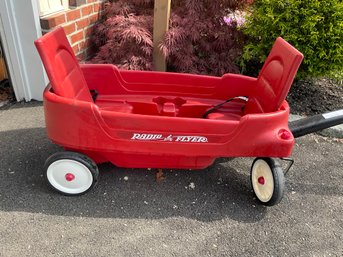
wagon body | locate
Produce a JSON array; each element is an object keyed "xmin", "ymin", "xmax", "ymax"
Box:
[
  {"xmin": 36, "ymin": 28, "xmax": 303, "ymax": 169},
  {"xmin": 44, "ymin": 67, "xmax": 293, "ymax": 169}
]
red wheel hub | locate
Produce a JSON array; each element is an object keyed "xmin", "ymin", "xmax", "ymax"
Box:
[
  {"xmin": 258, "ymin": 176, "xmax": 265, "ymax": 185},
  {"xmin": 65, "ymin": 173, "xmax": 75, "ymax": 182}
]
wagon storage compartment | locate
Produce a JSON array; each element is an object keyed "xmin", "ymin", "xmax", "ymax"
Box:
[{"xmin": 95, "ymin": 94, "xmax": 246, "ymax": 119}]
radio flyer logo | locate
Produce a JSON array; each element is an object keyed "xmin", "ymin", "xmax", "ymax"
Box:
[{"xmin": 131, "ymin": 133, "xmax": 208, "ymax": 143}]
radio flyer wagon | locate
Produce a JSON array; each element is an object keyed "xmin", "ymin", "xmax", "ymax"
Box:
[{"xmin": 35, "ymin": 27, "xmax": 307, "ymax": 206}]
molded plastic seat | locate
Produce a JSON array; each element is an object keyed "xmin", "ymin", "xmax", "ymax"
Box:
[
  {"xmin": 95, "ymin": 101, "xmax": 134, "ymax": 113},
  {"xmin": 244, "ymin": 37, "xmax": 303, "ymax": 114},
  {"xmin": 206, "ymin": 101, "xmax": 245, "ymax": 120},
  {"xmin": 35, "ymin": 28, "xmax": 133, "ymax": 113},
  {"xmin": 35, "ymin": 27, "xmax": 92, "ymax": 102}
]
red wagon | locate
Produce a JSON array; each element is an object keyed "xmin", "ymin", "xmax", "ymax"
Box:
[{"xmin": 35, "ymin": 28, "xmax": 303, "ymax": 205}]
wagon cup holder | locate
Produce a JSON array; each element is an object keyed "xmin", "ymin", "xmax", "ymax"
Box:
[{"xmin": 153, "ymin": 97, "xmax": 187, "ymax": 117}]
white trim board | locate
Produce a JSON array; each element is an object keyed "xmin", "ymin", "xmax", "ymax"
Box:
[{"xmin": 0, "ymin": 0, "xmax": 48, "ymax": 101}]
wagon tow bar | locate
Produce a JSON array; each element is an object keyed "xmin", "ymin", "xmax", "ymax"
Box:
[
  {"xmin": 281, "ymin": 109, "xmax": 343, "ymax": 175},
  {"xmin": 289, "ymin": 109, "xmax": 343, "ymax": 139}
]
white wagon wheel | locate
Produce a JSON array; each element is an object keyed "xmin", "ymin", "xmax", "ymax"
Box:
[
  {"xmin": 44, "ymin": 151, "xmax": 99, "ymax": 195},
  {"xmin": 251, "ymin": 158, "xmax": 285, "ymax": 206}
]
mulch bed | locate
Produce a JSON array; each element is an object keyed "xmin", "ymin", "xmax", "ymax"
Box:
[
  {"xmin": 0, "ymin": 79, "xmax": 14, "ymax": 106},
  {"xmin": 287, "ymin": 78, "xmax": 343, "ymax": 116}
]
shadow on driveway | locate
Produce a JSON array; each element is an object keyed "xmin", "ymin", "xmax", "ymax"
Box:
[{"xmin": 0, "ymin": 127, "xmax": 268, "ymax": 223}]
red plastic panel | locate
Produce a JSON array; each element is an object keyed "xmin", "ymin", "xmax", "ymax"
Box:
[
  {"xmin": 244, "ymin": 37, "xmax": 304, "ymax": 114},
  {"xmin": 35, "ymin": 27, "xmax": 92, "ymax": 102},
  {"xmin": 80, "ymin": 64, "xmax": 257, "ymax": 100},
  {"xmin": 43, "ymin": 86, "xmax": 294, "ymax": 169}
]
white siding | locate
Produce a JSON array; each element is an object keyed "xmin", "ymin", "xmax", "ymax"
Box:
[{"xmin": 0, "ymin": 0, "xmax": 48, "ymax": 101}]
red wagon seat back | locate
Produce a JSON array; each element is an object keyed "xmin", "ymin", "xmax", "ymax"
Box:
[
  {"xmin": 244, "ymin": 37, "xmax": 303, "ymax": 114},
  {"xmin": 35, "ymin": 27, "xmax": 92, "ymax": 102}
]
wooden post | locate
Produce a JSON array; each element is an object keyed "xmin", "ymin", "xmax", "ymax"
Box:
[{"xmin": 153, "ymin": 0, "xmax": 171, "ymax": 71}]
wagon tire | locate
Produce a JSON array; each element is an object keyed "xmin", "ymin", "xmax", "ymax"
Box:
[
  {"xmin": 44, "ymin": 151, "xmax": 99, "ymax": 196},
  {"xmin": 251, "ymin": 158, "xmax": 285, "ymax": 206}
]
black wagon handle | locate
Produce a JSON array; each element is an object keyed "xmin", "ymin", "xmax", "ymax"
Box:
[{"xmin": 289, "ymin": 109, "xmax": 343, "ymax": 138}]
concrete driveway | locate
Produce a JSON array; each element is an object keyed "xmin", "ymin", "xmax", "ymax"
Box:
[{"xmin": 0, "ymin": 102, "xmax": 342, "ymax": 257}]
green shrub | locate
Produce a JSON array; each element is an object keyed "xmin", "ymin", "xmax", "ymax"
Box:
[{"xmin": 241, "ymin": 0, "xmax": 343, "ymax": 79}]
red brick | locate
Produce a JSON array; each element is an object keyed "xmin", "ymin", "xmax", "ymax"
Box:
[
  {"xmin": 40, "ymin": 13, "xmax": 66, "ymax": 29},
  {"xmin": 69, "ymin": 0, "xmax": 87, "ymax": 7},
  {"xmin": 78, "ymin": 40, "xmax": 86, "ymax": 51},
  {"xmin": 88, "ymin": 13, "xmax": 98, "ymax": 24},
  {"xmin": 87, "ymin": 0, "xmax": 96, "ymax": 3},
  {"xmin": 70, "ymin": 31, "xmax": 84, "ymax": 44},
  {"xmin": 62, "ymin": 23, "xmax": 76, "ymax": 35},
  {"xmin": 84, "ymin": 25, "xmax": 94, "ymax": 37},
  {"xmin": 93, "ymin": 3, "xmax": 101, "ymax": 13},
  {"xmin": 76, "ymin": 18, "xmax": 89, "ymax": 29},
  {"xmin": 72, "ymin": 44, "xmax": 79, "ymax": 54},
  {"xmin": 81, "ymin": 5, "xmax": 93, "ymax": 16},
  {"xmin": 67, "ymin": 9, "xmax": 81, "ymax": 21}
]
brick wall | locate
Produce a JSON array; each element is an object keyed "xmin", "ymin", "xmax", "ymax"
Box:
[{"xmin": 40, "ymin": 0, "xmax": 104, "ymax": 61}]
